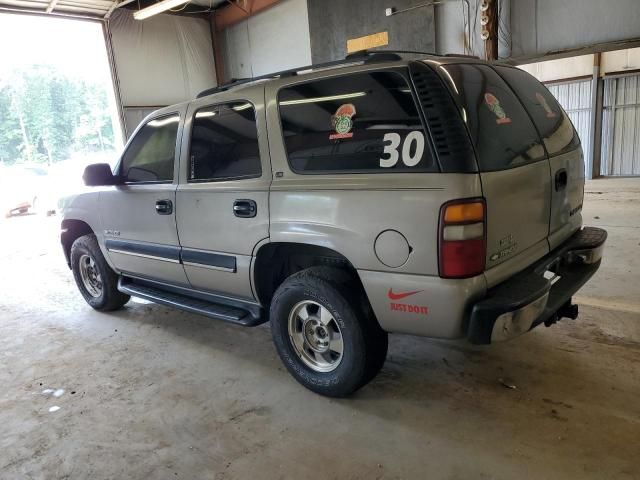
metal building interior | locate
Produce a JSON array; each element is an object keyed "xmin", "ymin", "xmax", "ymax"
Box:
[{"xmin": 0, "ymin": 0, "xmax": 638, "ymax": 478}]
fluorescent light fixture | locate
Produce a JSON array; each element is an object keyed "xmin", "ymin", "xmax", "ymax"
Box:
[
  {"xmin": 148, "ymin": 115, "xmax": 180, "ymax": 127},
  {"xmin": 233, "ymin": 103, "xmax": 253, "ymax": 111},
  {"xmin": 195, "ymin": 111, "xmax": 217, "ymax": 118},
  {"xmin": 280, "ymin": 92, "xmax": 367, "ymax": 106},
  {"xmin": 134, "ymin": 0, "xmax": 190, "ymax": 20},
  {"xmin": 438, "ymin": 65, "xmax": 459, "ymax": 95}
]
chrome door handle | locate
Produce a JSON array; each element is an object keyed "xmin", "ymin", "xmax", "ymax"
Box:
[
  {"xmin": 233, "ymin": 199, "xmax": 257, "ymax": 218},
  {"xmin": 155, "ymin": 199, "xmax": 173, "ymax": 215}
]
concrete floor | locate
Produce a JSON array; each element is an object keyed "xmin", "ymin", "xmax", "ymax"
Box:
[{"xmin": 0, "ymin": 178, "xmax": 639, "ymax": 479}]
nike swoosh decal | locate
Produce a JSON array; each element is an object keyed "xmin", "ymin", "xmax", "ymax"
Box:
[{"xmin": 387, "ymin": 288, "xmax": 422, "ymax": 301}]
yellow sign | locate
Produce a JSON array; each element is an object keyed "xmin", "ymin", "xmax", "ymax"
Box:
[{"xmin": 347, "ymin": 31, "xmax": 389, "ymax": 54}]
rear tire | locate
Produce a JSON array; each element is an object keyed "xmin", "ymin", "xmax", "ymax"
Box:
[
  {"xmin": 70, "ymin": 234, "xmax": 130, "ymax": 311},
  {"xmin": 270, "ymin": 267, "xmax": 387, "ymax": 397}
]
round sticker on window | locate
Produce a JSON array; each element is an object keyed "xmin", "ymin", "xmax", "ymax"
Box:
[
  {"xmin": 330, "ymin": 104, "xmax": 356, "ymax": 140},
  {"xmin": 484, "ymin": 93, "xmax": 512, "ymax": 125}
]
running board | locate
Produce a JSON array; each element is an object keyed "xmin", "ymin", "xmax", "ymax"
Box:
[{"xmin": 118, "ymin": 277, "xmax": 265, "ymax": 327}]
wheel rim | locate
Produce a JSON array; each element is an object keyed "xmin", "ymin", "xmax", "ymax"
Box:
[
  {"xmin": 287, "ymin": 300, "xmax": 344, "ymax": 373},
  {"xmin": 79, "ymin": 254, "xmax": 103, "ymax": 298}
]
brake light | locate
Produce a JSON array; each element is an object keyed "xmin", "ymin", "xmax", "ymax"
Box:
[{"xmin": 439, "ymin": 198, "xmax": 486, "ymax": 278}]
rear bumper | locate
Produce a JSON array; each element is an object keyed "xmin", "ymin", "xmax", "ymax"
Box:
[{"xmin": 468, "ymin": 226, "xmax": 607, "ymax": 344}]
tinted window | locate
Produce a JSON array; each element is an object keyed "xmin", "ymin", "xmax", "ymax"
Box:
[
  {"xmin": 443, "ymin": 64, "xmax": 546, "ymax": 171},
  {"xmin": 495, "ymin": 66, "xmax": 580, "ymax": 157},
  {"xmin": 189, "ymin": 102, "xmax": 261, "ymax": 182},
  {"xmin": 121, "ymin": 114, "xmax": 179, "ymax": 182},
  {"xmin": 278, "ymin": 71, "xmax": 435, "ymax": 173}
]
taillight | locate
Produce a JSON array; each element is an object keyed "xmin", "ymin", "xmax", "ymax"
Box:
[{"xmin": 439, "ymin": 198, "xmax": 486, "ymax": 278}]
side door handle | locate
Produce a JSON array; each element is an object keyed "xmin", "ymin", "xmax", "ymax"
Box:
[
  {"xmin": 155, "ymin": 199, "xmax": 173, "ymax": 215},
  {"xmin": 233, "ymin": 199, "xmax": 257, "ymax": 218},
  {"xmin": 555, "ymin": 169, "xmax": 568, "ymax": 191}
]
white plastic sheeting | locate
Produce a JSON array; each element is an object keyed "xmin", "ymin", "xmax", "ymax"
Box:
[
  {"xmin": 108, "ymin": 9, "xmax": 217, "ymax": 136},
  {"xmin": 221, "ymin": 0, "xmax": 311, "ymax": 79}
]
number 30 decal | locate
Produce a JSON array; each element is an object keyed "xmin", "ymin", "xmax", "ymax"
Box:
[{"xmin": 380, "ymin": 131, "xmax": 425, "ymax": 168}]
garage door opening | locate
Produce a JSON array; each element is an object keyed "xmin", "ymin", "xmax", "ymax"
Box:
[{"xmin": 0, "ymin": 12, "xmax": 122, "ymax": 220}]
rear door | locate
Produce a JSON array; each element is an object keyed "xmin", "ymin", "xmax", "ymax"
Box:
[
  {"xmin": 175, "ymin": 89, "xmax": 270, "ymax": 301},
  {"xmin": 495, "ymin": 66, "xmax": 585, "ymax": 250},
  {"xmin": 441, "ymin": 63, "xmax": 551, "ymax": 285}
]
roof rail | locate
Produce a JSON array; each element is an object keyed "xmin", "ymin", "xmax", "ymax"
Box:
[
  {"xmin": 197, "ymin": 78, "xmax": 252, "ymax": 98},
  {"xmin": 444, "ymin": 53, "xmax": 480, "ymax": 59},
  {"xmin": 355, "ymin": 49, "xmax": 437, "ymax": 57},
  {"xmin": 195, "ymin": 50, "xmax": 421, "ymax": 99}
]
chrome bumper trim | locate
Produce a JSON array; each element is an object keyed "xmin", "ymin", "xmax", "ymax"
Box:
[{"xmin": 491, "ymin": 293, "xmax": 549, "ymax": 342}]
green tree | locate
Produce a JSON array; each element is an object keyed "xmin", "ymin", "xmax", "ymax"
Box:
[
  {"xmin": 0, "ymin": 64, "xmax": 116, "ymax": 165},
  {"xmin": 0, "ymin": 85, "xmax": 22, "ymax": 165}
]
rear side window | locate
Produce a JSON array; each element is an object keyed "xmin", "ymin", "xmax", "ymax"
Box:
[
  {"xmin": 443, "ymin": 64, "xmax": 546, "ymax": 171},
  {"xmin": 495, "ymin": 66, "xmax": 580, "ymax": 157},
  {"xmin": 189, "ymin": 102, "xmax": 261, "ymax": 182},
  {"xmin": 278, "ymin": 71, "xmax": 436, "ymax": 173},
  {"xmin": 121, "ymin": 114, "xmax": 179, "ymax": 183}
]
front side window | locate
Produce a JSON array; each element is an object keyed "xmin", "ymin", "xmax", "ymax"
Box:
[
  {"xmin": 121, "ymin": 114, "xmax": 180, "ymax": 183},
  {"xmin": 189, "ymin": 102, "xmax": 261, "ymax": 182},
  {"xmin": 495, "ymin": 66, "xmax": 580, "ymax": 157},
  {"xmin": 278, "ymin": 71, "xmax": 436, "ymax": 173},
  {"xmin": 443, "ymin": 64, "xmax": 546, "ymax": 172}
]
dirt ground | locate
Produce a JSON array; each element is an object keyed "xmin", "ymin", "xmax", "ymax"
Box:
[{"xmin": 0, "ymin": 178, "xmax": 638, "ymax": 480}]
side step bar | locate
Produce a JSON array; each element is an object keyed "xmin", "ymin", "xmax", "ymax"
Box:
[{"xmin": 118, "ymin": 277, "xmax": 266, "ymax": 327}]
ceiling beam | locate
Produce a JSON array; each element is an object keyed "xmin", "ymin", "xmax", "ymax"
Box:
[
  {"xmin": 45, "ymin": 0, "xmax": 59, "ymax": 13},
  {"xmin": 225, "ymin": 0, "xmax": 250, "ymax": 13},
  {"xmin": 104, "ymin": 0, "xmax": 118, "ymax": 17},
  {"xmin": 104, "ymin": 0, "xmax": 137, "ymax": 18},
  {"xmin": 104, "ymin": 0, "xmax": 125, "ymax": 20}
]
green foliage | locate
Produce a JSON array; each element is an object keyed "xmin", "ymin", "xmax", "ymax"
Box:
[
  {"xmin": 0, "ymin": 65, "xmax": 116, "ymax": 165},
  {"xmin": 0, "ymin": 86, "xmax": 21, "ymax": 163}
]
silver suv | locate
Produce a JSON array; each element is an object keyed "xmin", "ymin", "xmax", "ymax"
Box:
[{"xmin": 60, "ymin": 51, "xmax": 607, "ymax": 397}]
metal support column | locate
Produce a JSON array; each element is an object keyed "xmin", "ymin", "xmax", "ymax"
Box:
[
  {"xmin": 103, "ymin": 19, "xmax": 127, "ymax": 143},
  {"xmin": 589, "ymin": 52, "xmax": 604, "ymax": 179}
]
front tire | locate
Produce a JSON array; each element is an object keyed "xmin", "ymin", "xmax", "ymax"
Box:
[
  {"xmin": 70, "ymin": 234, "xmax": 130, "ymax": 311},
  {"xmin": 270, "ymin": 267, "xmax": 387, "ymax": 397}
]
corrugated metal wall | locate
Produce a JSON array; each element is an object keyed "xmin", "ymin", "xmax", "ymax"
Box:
[
  {"xmin": 547, "ymin": 79, "xmax": 593, "ymax": 177},
  {"xmin": 601, "ymin": 74, "xmax": 640, "ymax": 176}
]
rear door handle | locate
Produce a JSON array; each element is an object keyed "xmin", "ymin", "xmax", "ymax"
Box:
[
  {"xmin": 233, "ymin": 199, "xmax": 257, "ymax": 218},
  {"xmin": 155, "ymin": 199, "xmax": 173, "ymax": 215},
  {"xmin": 555, "ymin": 169, "xmax": 568, "ymax": 191}
]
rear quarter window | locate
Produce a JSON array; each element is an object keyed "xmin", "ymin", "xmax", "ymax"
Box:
[
  {"xmin": 443, "ymin": 64, "xmax": 546, "ymax": 172},
  {"xmin": 278, "ymin": 70, "xmax": 436, "ymax": 174},
  {"xmin": 495, "ymin": 66, "xmax": 580, "ymax": 157}
]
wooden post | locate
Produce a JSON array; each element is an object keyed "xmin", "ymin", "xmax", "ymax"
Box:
[
  {"xmin": 210, "ymin": 14, "xmax": 226, "ymax": 85},
  {"xmin": 484, "ymin": 0, "xmax": 499, "ymax": 61}
]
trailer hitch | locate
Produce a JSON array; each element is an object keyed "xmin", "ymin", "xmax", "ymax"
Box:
[{"xmin": 545, "ymin": 301, "xmax": 579, "ymax": 327}]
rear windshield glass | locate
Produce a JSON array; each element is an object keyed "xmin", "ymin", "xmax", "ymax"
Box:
[
  {"xmin": 443, "ymin": 64, "xmax": 546, "ymax": 171},
  {"xmin": 278, "ymin": 71, "xmax": 437, "ymax": 173},
  {"xmin": 495, "ymin": 66, "xmax": 580, "ymax": 157}
]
